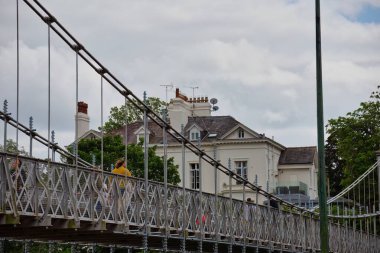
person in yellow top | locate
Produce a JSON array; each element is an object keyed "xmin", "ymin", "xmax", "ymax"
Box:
[
  {"xmin": 112, "ymin": 159, "xmax": 132, "ymax": 177},
  {"xmin": 112, "ymin": 159, "xmax": 132, "ymax": 194}
]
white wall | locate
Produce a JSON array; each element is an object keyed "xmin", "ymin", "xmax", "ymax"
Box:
[
  {"xmin": 167, "ymin": 97, "xmax": 211, "ymax": 132},
  {"xmin": 278, "ymin": 164, "xmax": 318, "ymax": 199},
  {"xmin": 156, "ymin": 140, "xmax": 282, "ymax": 204},
  {"xmin": 76, "ymin": 112, "xmax": 89, "ymax": 138}
]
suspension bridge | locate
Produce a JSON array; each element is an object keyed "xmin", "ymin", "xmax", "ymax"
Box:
[{"xmin": 1, "ymin": 0, "xmax": 380, "ymax": 252}]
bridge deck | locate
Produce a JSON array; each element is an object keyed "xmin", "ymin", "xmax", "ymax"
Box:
[{"xmin": 0, "ymin": 153, "xmax": 378, "ymax": 252}]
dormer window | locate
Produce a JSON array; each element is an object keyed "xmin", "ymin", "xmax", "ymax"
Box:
[
  {"xmin": 135, "ymin": 127, "xmax": 150, "ymax": 145},
  {"xmin": 191, "ymin": 131, "xmax": 200, "ymax": 141},
  {"xmin": 238, "ymin": 129, "xmax": 245, "ymax": 139},
  {"xmin": 137, "ymin": 134, "xmax": 149, "ymax": 145},
  {"xmin": 188, "ymin": 124, "xmax": 202, "ymax": 141}
]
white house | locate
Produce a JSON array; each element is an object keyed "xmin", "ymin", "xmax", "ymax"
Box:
[{"xmin": 112, "ymin": 89, "xmax": 318, "ymax": 204}]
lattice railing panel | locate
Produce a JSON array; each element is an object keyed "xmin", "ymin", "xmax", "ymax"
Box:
[{"xmin": 2, "ymin": 153, "xmax": 380, "ymax": 252}]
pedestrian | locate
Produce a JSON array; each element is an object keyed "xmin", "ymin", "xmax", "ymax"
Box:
[
  {"xmin": 244, "ymin": 198, "xmax": 255, "ymax": 222},
  {"xmin": 112, "ymin": 159, "xmax": 131, "ymax": 195},
  {"xmin": 10, "ymin": 158, "xmax": 24, "ymax": 193}
]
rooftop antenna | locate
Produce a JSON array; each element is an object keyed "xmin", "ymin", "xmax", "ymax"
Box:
[
  {"xmin": 187, "ymin": 86, "xmax": 199, "ymax": 99},
  {"xmin": 160, "ymin": 83, "xmax": 174, "ymax": 105}
]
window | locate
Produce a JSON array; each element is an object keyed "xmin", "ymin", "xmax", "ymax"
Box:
[
  {"xmin": 137, "ymin": 134, "xmax": 149, "ymax": 145},
  {"xmin": 191, "ymin": 131, "xmax": 200, "ymax": 141},
  {"xmin": 135, "ymin": 127, "xmax": 150, "ymax": 145},
  {"xmin": 190, "ymin": 163, "xmax": 200, "ymax": 189},
  {"xmin": 235, "ymin": 161, "xmax": 247, "ymax": 184},
  {"xmin": 238, "ymin": 129, "xmax": 245, "ymax": 139}
]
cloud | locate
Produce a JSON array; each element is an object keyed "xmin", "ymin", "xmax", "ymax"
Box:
[{"xmin": 0, "ymin": 0, "xmax": 379, "ymax": 158}]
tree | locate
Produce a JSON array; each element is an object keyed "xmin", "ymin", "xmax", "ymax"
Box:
[
  {"xmin": 67, "ymin": 135, "xmax": 126, "ymax": 171},
  {"xmin": 326, "ymin": 87, "xmax": 380, "ymax": 191},
  {"xmin": 103, "ymin": 97, "xmax": 167, "ymax": 134},
  {"xmin": 325, "ymin": 133, "xmax": 345, "ymax": 197},
  {"xmin": 67, "ymin": 135, "xmax": 180, "ymax": 185},
  {"xmin": 0, "ymin": 139, "xmax": 28, "ymax": 156},
  {"xmin": 126, "ymin": 142, "xmax": 180, "ymax": 185}
]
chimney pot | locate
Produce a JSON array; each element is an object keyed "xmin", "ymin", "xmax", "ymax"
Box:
[{"xmin": 78, "ymin": 101, "xmax": 88, "ymax": 114}]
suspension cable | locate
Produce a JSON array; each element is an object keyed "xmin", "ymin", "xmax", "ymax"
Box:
[
  {"xmin": 21, "ymin": 0, "xmax": 315, "ymax": 214},
  {"xmin": 47, "ymin": 20, "xmax": 51, "ymax": 165},
  {"xmin": 124, "ymin": 97, "xmax": 128, "ymax": 169},
  {"xmin": 312, "ymin": 160, "xmax": 380, "ymax": 211},
  {"xmin": 100, "ymin": 75, "xmax": 104, "ymax": 171},
  {"xmin": 75, "ymin": 50, "xmax": 79, "ymax": 167}
]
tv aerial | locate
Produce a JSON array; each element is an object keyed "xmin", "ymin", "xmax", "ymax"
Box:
[{"xmin": 210, "ymin": 98, "xmax": 219, "ymax": 111}]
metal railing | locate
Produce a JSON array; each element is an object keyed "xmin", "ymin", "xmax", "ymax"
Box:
[{"xmin": 1, "ymin": 152, "xmax": 378, "ymax": 252}]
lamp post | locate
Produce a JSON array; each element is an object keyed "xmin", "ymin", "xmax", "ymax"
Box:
[{"xmin": 315, "ymin": 0, "xmax": 328, "ymax": 252}]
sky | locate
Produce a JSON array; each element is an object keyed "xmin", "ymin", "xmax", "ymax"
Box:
[{"xmin": 0, "ymin": 0, "xmax": 380, "ymax": 159}]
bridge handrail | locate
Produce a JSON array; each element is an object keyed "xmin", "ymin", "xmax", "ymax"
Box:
[
  {"xmin": 311, "ymin": 159, "xmax": 379, "ymax": 212},
  {"xmin": 1, "ymin": 152, "xmax": 379, "ymax": 252},
  {"xmin": 0, "ymin": 110, "xmax": 92, "ymax": 168}
]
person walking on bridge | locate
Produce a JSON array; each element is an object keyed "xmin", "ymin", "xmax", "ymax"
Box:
[
  {"xmin": 111, "ymin": 159, "xmax": 132, "ymax": 212},
  {"xmin": 112, "ymin": 159, "xmax": 132, "ymax": 195}
]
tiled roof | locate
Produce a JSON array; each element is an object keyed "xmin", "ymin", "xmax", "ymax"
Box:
[
  {"xmin": 113, "ymin": 115, "xmax": 242, "ymax": 144},
  {"xmin": 112, "ymin": 120, "xmax": 165, "ymax": 144},
  {"xmin": 185, "ymin": 116, "xmax": 240, "ymax": 141},
  {"xmin": 279, "ymin": 146, "xmax": 317, "ymax": 165}
]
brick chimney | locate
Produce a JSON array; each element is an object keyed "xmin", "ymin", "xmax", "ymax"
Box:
[
  {"xmin": 75, "ymin": 101, "xmax": 90, "ymax": 139},
  {"xmin": 78, "ymin": 101, "xmax": 88, "ymax": 114},
  {"xmin": 168, "ymin": 88, "xmax": 211, "ymax": 132}
]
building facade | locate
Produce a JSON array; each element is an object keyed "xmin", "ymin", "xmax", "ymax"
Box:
[{"xmin": 113, "ymin": 89, "xmax": 318, "ymax": 204}]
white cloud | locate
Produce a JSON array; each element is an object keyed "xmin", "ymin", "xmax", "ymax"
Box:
[{"xmin": 0, "ymin": 0, "xmax": 379, "ymax": 155}]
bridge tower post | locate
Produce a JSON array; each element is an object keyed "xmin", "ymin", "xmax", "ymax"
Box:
[
  {"xmin": 181, "ymin": 124, "xmax": 186, "ymax": 253},
  {"xmin": 376, "ymin": 150, "xmax": 380, "ymax": 252},
  {"xmin": 28, "ymin": 117, "xmax": 34, "ymax": 157},
  {"xmin": 242, "ymin": 182, "xmax": 246, "ymax": 253},
  {"xmin": 255, "ymin": 174, "xmax": 259, "ymax": 253},
  {"xmin": 315, "ymin": 0, "xmax": 329, "ymax": 251},
  {"xmin": 266, "ymin": 185, "xmax": 272, "ymax": 253},
  {"xmin": 228, "ymin": 158, "xmax": 233, "ymax": 253},
  {"xmin": 162, "ymin": 108, "xmax": 168, "ymax": 253},
  {"xmin": 143, "ymin": 91, "xmax": 149, "ymax": 252},
  {"xmin": 376, "ymin": 151, "xmax": 380, "ymax": 211},
  {"xmin": 51, "ymin": 131, "xmax": 56, "ymax": 162},
  {"xmin": 2, "ymin": 100, "xmax": 9, "ymax": 151},
  {"xmin": 213, "ymin": 144, "xmax": 219, "ymax": 253},
  {"xmin": 198, "ymin": 138, "xmax": 203, "ymax": 253}
]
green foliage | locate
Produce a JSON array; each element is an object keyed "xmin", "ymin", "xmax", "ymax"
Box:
[
  {"xmin": 67, "ymin": 135, "xmax": 125, "ymax": 171},
  {"xmin": 3, "ymin": 241, "xmax": 72, "ymax": 253},
  {"xmin": 325, "ymin": 133, "xmax": 345, "ymax": 197},
  {"xmin": 127, "ymin": 144, "xmax": 180, "ymax": 185},
  {"xmin": 326, "ymin": 87, "xmax": 380, "ymax": 190},
  {"xmin": 0, "ymin": 139, "xmax": 28, "ymax": 155},
  {"xmin": 3, "ymin": 242, "xmax": 115, "ymax": 253},
  {"xmin": 102, "ymin": 97, "xmax": 167, "ymax": 134},
  {"xmin": 68, "ymin": 135, "xmax": 180, "ymax": 185}
]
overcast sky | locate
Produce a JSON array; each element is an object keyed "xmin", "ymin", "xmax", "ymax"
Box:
[{"xmin": 1, "ymin": 0, "xmax": 380, "ymax": 158}]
